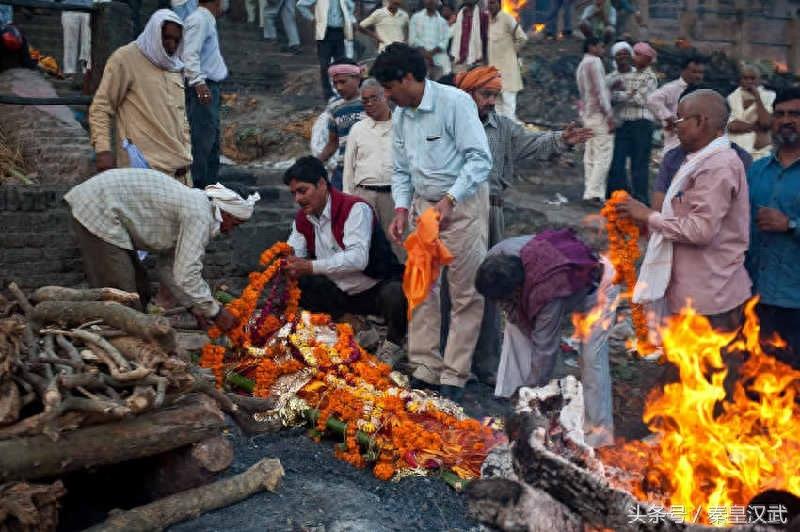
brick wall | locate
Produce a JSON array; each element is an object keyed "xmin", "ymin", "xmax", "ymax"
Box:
[{"xmin": 0, "ymin": 182, "xmax": 298, "ymax": 293}]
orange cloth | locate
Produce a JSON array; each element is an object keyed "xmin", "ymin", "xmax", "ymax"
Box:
[
  {"xmin": 403, "ymin": 208, "xmax": 454, "ymax": 319},
  {"xmin": 454, "ymin": 65, "xmax": 502, "ymax": 92}
]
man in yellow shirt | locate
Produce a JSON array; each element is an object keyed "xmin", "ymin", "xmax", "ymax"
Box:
[{"xmin": 89, "ymin": 10, "xmax": 193, "ymax": 185}]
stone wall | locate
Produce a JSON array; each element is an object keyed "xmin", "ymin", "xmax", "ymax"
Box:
[
  {"xmin": 0, "ymin": 69, "xmax": 94, "ymax": 184},
  {"xmin": 0, "ymin": 181, "xmax": 297, "ymax": 293}
]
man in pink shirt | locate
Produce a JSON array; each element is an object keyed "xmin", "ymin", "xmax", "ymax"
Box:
[
  {"xmin": 617, "ymin": 89, "xmax": 751, "ymax": 331},
  {"xmin": 647, "ymin": 56, "xmax": 706, "ymax": 156}
]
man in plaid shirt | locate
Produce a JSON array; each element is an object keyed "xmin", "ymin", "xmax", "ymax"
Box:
[{"xmin": 64, "ymin": 168, "xmax": 260, "ymax": 331}]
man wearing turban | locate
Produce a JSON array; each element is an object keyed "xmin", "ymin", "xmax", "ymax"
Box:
[
  {"xmin": 606, "ymin": 41, "xmax": 658, "ymax": 203},
  {"xmin": 64, "ymin": 168, "xmax": 260, "ymax": 332},
  {"xmin": 455, "ymin": 64, "xmax": 592, "ymax": 385},
  {"xmin": 90, "ymin": 10, "xmax": 193, "ymax": 185}
]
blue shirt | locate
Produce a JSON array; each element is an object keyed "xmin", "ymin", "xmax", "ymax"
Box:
[
  {"xmin": 746, "ymin": 152, "xmax": 800, "ymax": 309},
  {"xmin": 182, "ymin": 7, "xmax": 228, "ymax": 86},
  {"xmin": 391, "ymin": 79, "xmax": 492, "ymax": 209}
]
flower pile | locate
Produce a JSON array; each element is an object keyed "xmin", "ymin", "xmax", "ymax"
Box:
[
  {"xmin": 601, "ymin": 191, "xmax": 654, "ymax": 354},
  {"xmin": 200, "ymin": 242, "xmax": 503, "ymax": 482}
]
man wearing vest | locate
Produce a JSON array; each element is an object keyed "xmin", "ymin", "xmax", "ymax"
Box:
[{"xmin": 284, "ymin": 156, "xmax": 407, "ymax": 365}]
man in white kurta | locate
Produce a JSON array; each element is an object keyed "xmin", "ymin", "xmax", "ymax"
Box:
[
  {"xmin": 727, "ymin": 65, "xmax": 775, "ymax": 161},
  {"xmin": 486, "ymin": 0, "xmax": 527, "ymax": 120}
]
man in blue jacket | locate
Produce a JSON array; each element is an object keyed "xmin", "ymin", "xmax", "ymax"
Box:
[{"xmin": 746, "ymin": 88, "xmax": 800, "ymax": 366}]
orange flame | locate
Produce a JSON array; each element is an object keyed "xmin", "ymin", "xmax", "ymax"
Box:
[
  {"xmin": 599, "ymin": 298, "xmax": 800, "ymax": 525},
  {"xmin": 501, "ymin": 0, "xmax": 526, "ymax": 20}
]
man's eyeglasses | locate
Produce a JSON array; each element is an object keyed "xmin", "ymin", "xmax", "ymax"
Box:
[
  {"xmin": 673, "ymin": 114, "xmax": 701, "ymax": 125},
  {"xmin": 361, "ymin": 95, "xmax": 381, "ymax": 105},
  {"xmin": 773, "ymin": 110, "xmax": 800, "ymax": 119}
]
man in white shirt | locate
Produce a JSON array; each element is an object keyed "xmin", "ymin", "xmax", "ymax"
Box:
[
  {"xmin": 182, "ymin": 0, "xmax": 228, "ymax": 187},
  {"xmin": 358, "ymin": 0, "xmax": 408, "ymax": 52},
  {"xmin": 408, "ymin": 0, "xmax": 452, "ymax": 79},
  {"xmin": 342, "ymin": 78, "xmax": 402, "ymax": 259},
  {"xmin": 284, "ymin": 156, "xmax": 407, "ymax": 365},
  {"xmin": 576, "ymin": 36, "xmax": 614, "ymax": 204}
]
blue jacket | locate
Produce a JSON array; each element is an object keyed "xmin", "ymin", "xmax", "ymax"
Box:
[{"xmin": 746, "ymin": 153, "xmax": 800, "ymax": 309}]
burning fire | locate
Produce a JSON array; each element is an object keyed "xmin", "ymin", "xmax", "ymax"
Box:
[
  {"xmin": 501, "ymin": 0, "xmax": 526, "ymax": 20},
  {"xmin": 599, "ymin": 298, "xmax": 800, "ymax": 525}
]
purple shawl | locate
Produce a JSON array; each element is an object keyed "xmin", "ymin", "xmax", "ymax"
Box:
[{"xmin": 515, "ymin": 229, "xmax": 600, "ymax": 333}]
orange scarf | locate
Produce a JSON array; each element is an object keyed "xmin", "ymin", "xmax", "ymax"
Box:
[{"xmin": 402, "ymin": 208, "xmax": 454, "ymax": 319}]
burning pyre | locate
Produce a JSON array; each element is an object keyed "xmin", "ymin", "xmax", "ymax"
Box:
[{"xmin": 597, "ymin": 298, "xmax": 800, "ymax": 525}]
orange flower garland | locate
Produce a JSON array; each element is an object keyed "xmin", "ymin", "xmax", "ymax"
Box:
[
  {"xmin": 199, "ymin": 344, "xmax": 226, "ymax": 388},
  {"xmin": 601, "ymin": 191, "xmax": 654, "ymax": 354}
]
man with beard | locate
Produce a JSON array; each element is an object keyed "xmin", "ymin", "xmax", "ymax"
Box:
[
  {"xmin": 746, "ymin": 88, "xmax": 800, "ymax": 364},
  {"xmin": 617, "ymin": 89, "xmax": 751, "ymax": 331},
  {"xmin": 455, "ymin": 64, "xmax": 591, "ymax": 384}
]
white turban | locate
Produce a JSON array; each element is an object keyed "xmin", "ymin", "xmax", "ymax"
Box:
[
  {"xmin": 135, "ymin": 9, "xmax": 184, "ymax": 72},
  {"xmin": 205, "ymin": 183, "xmax": 261, "ymax": 221},
  {"xmin": 610, "ymin": 41, "xmax": 633, "ymax": 59}
]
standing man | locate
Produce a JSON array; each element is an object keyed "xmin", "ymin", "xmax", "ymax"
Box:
[
  {"xmin": 263, "ymin": 0, "xmax": 302, "ymax": 54},
  {"xmin": 727, "ymin": 64, "xmax": 775, "ymax": 161},
  {"xmin": 576, "ymin": 37, "xmax": 614, "ymax": 205},
  {"xmin": 90, "ymin": 10, "xmax": 193, "ymax": 183},
  {"xmin": 486, "ymin": 0, "xmax": 527, "ymax": 120},
  {"xmin": 450, "ymin": 0, "xmax": 488, "ymax": 74},
  {"xmin": 605, "ymin": 41, "xmax": 658, "ymax": 203},
  {"xmin": 746, "ymin": 88, "xmax": 800, "ymax": 363},
  {"xmin": 371, "ymin": 43, "xmax": 492, "ymax": 401},
  {"xmin": 183, "ymin": 0, "xmax": 228, "ymax": 188},
  {"xmin": 65, "ymin": 168, "xmax": 259, "ymax": 330},
  {"xmin": 408, "ymin": 0, "xmax": 451, "ymax": 79},
  {"xmin": 342, "ymin": 78, "xmax": 403, "ymax": 258},
  {"xmin": 298, "ymin": 0, "xmax": 355, "ymax": 100},
  {"xmin": 456, "ymin": 65, "xmax": 592, "ymax": 384},
  {"xmin": 647, "ymin": 55, "xmax": 706, "ymax": 155},
  {"xmin": 543, "ymin": 0, "xmax": 573, "ymax": 40},
  {"xmin": 358, "ymin": 0, "xmax": 408, "ymax": 52},
  {"xmin": 617, "ymin": 89, "xmax": 751, "ymax": 331},
  {"xmin": 318, "ymin": 58, "xmax": 365, "ymax": 190},
  {"xmin": 61, "ymin": 10, "xmax": 91, "ymax": 77}
]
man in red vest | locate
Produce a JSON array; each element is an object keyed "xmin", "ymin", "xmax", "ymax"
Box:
[{"xmin": 284, "ymin": 156, "xmax": 407, "ymax": 365}]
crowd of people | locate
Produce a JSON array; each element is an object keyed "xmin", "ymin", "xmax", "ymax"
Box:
[{"xmin": 3, "ymin": 0, "xmax": 799, "ymax": 450}]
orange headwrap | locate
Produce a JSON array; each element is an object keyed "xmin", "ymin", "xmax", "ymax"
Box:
[{"xmin": 454, "ymin": 66, "xmax": 503, "ymax": 92}]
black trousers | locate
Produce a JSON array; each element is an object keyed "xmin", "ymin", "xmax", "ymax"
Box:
[
  {"xmin": 606, "ymin": 119, "xmax": 654, "ymax": 204},
  {"xmin": 756, "ymin": 303, "xmax": 800, "ymax": 369},
  {"xmin": 299, "ymin": 275, "xmax": 407, "ymax": 345},
  {"xmin": 317, "ymin": 27, "xmax": 345, "ymax": 100},
  {"xmin": 186, "ymin": 81, "xmax": 222, "ymax": 189}
]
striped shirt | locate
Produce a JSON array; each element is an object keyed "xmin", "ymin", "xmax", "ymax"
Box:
[
  {"xmin": 327, "ymin": 96, "xmax": 366, "ymax": 169},
  {"xmin": 64, "ymin": 168, "xmax": 221, "ymax": 317},
  {"xmin": 607, "ymin": 67, "xmax": 658, "ymax": 123}
]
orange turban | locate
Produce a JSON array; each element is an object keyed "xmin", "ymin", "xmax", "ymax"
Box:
[
  {"xmin": 402, "ymin": 208, "xmax": 454, "ymax": 319},
  {"xmin": 455, "ymin": 66, "xmax": 503, "ymax": 92}
]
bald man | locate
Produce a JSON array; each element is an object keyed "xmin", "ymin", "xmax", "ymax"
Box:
[{"xmin": 616, "ymin": 89, "xmax": 752, "ymax": 331}]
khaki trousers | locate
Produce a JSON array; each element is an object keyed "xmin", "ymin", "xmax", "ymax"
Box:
[
  {"xmin": 355, "ymin": 185, "xmax": 405, "ymax": 261},
  {"xmin": 408, "ymin": 185, "xmax": 489, "ymax": 387},
  {"xmin": 581, "ymin": 113, "xmax": 614, "ymax": 201}
]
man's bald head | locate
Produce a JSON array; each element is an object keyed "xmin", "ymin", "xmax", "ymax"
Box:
[{"xmin": 680, "ymin": 89, "xmax": 729, "ymax": 132}]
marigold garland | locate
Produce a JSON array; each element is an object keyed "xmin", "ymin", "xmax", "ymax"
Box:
[
  {"xmin": 601, "ymin": 191, "xmax": 655, "ymax": 354},
  {"xmin": 199, "ymin": 241, "xmax": 503, "ymax": 482}
]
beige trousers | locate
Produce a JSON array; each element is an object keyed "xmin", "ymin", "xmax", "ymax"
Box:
[
  {"xmin": 355, "ymin": 185, "xmax": 406, "ymax": 262},
  {"xmin": 581, "ymin": 113, "xmax": 614, "ymax": 200},
  {"xmin": 407, "ymin": 185, "xmax": 489, "ymax": 387}
]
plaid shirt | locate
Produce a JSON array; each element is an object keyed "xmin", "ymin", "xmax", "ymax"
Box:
[
  {"xmin": 606, "ymin": 67, "xmax": 657, "ymax": 123},
  {"xmin": 485, "ymin": 112, "xmax": 567, "ymax": 196},
  {"xmin": 64, "ymin": 168, "xmax": 221, "ymax": 317}
]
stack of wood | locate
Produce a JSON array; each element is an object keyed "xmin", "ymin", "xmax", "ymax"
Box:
[{"xmin": 0, "ymin": 283, "xmax": 285, "ymax": 531}]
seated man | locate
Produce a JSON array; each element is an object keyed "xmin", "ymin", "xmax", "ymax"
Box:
[
  {"xmin": 475, "ymin": 229, "xmax": 618, "ymax": 448},
  {"xmin": 284, "ymin": 156, "xmax": 407, "ymax": 364},
  {"xmin": 579, "ymin": 0, "xmax": 616, "ymax": 43},
  {"xmin": 64, "ymin": 168, "xmax": 260, "ymax": 332}
]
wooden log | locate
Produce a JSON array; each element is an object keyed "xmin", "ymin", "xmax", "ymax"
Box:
[
  {"xmin": 0, "ymin": 394, "xmax": 226, "ymax": 482},
  {"xmin": 31, "ymin": 301, "xmax": 176, "ymax": 352},
  {"xmin": 0, "ymin": 480, "xmax": 66, "ymax": 532},
  {"xmin": 83, "ymin": 457, "xmax": 284, "ymax": 532},
  {"xmin": 30, "ymin": 287, "xmax": 140, "ymax": 306}
]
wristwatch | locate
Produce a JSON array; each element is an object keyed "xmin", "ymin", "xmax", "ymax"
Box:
[
  {"xmin": 444, "ymin": 193, "xmax": 457, "ymax": 207},
  {"xmin": 789, "ymin": 219, "xmax": 798, "ymax": 235}
]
